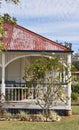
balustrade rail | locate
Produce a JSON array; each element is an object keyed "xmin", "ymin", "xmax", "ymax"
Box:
[
  {"xmin": 5, "ymin": 86, "xmax": 40, "ymax": 102},
  {"xmin": 0, "ymin": 82, "xmax": 68, "ymax": 102}
]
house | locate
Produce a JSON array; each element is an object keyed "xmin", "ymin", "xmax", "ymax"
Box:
[
  {"xmin": 72, "ymin": 53, "xmax": 79, "ymax": 84},
  {"xmin": 0, "ymin": 22, "xmax": 72, "ymax": 115},
  {"xmin": 72, "ymin": 52, "xmax": 79, "ymax": 62}
]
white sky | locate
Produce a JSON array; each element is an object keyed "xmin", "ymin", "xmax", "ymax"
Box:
[{"xmin": 0, "ymin": 0, "xmax": 79, "ymax": 52}]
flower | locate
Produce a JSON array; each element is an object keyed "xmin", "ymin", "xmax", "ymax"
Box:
[
  {"xmin": 61, "ymin": 93, "xmax": 65, "ymax": 97},
  {"xmin": 49, "ymin": 56, "xmax": 52, "ymax": 59}
]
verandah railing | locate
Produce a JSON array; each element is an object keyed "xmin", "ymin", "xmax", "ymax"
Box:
[
  {"xmin": 5, "ymin": 86, "xmax": 39, "ymax": 102},
  {"xmin": 0, "ymin": 82, "xmax": 68, "ymax": 102}
]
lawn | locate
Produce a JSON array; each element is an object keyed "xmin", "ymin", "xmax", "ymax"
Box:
[
  {"xmin": 0, "ymin": 106, "xmax": 79, "ymax": 130},
  {"xmin": 72, "ymin": 105, "xmax": 79, "ymax": 115},
  {"xmin": 0, "ymin": 116, "xmax": 79, "ymax": 130}
]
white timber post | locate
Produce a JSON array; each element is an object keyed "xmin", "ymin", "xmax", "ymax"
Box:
[
  {"xmin": 1, "ymin": 53, "xmax": 5, "ymax": 102},
  {"xmin": 67, "ymin": 53, "xmax": 71, "ymax": 110}
]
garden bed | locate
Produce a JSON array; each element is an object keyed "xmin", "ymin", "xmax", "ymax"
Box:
[{"xmin": 0, "ymin": 111, "xmax": 61, "ymax": 122}]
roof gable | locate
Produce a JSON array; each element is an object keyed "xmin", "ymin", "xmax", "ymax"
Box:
[{"xmin": 3, "ymin": 22, "xmax": 70, "ymax": 51}]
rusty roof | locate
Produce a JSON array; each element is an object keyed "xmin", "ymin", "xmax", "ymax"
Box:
[{"xmin": 2, "ymin": 22, "xmax": 71, "ymax": 51}]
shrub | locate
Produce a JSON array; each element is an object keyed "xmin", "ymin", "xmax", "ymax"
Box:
[
  {"xmin": 71, "ymin": 92, "xmax": 79, "ymax": 101},
  {"xmin": 49, "ymin": 111, "xmax": 61, "ymax": 121},
  {"xmin": 4, "ymin": 112, "xmax": 12, "ymax": 120},
  {"xmin": 36, "ymin": 113, "xmax": 45, "ymax": 122},
  {"xmin": 18, "ymin": 111, "xmax": 29, "ymax": 121},
  {"xmin": 49, "ymin": 111, "xmax": 57, "ymax": 120},
  {"xmin": 71, "ymin": 85, "xmax": 79, "ymax": 93}
]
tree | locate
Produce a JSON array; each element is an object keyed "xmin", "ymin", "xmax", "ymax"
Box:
[
  {"xmin": 64, "ymin": 42, "xmax": 72, "ymax": 50},
  {"xmin": 72, "ymin": 61, "xmax": 79, "ymax": 71},
  {"xmin": 0, "ymin": 0, "xmax": 19, "ymax": 113},
  {"xmin": 0, "ymin": 17, "xmax": 5, "ymax": 52},
  {"xmin": 1, "ymin": 13, "xmax": 17, "ymax": 24},
  {"xmin": 0, "ymin": 13, "xmax": 17, "ymax": 52},
  {"xmin": 0, "ymin": 0, "xmax": 19, "ymax": 52},
  {"xmin": 23, "ymin": 54, "xmax": 68, "ymax": 116},
  {"xmin": 1, "ymin": 0, "xmax": 20, "ymax": 5}
]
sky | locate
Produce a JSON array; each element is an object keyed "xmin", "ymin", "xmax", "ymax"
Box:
[{"xmin": 0, "ymin": 0, "xmax": 79, "ymax": 52}]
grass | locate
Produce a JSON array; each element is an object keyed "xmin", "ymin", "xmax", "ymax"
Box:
[
  {"xmin": 72, "ymin": 105, "xmax": 79, "ymax": 115},
  {"xmin": 0, "ymin": 116, "xmax": 79, "ymax": 130},
  {"xmin": 0, "ymin": 106, "xmax": 79, "ymax": 130}
]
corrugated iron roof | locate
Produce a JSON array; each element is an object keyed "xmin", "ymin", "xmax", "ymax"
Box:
[{"xmin": 2, "ymin": 22, "xmax": 71, "ymax": 51}]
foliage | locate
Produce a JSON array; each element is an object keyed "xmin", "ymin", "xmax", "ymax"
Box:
[
  {"xmin": 72, "ymin": 61, "xmax": 79, "ymax": 71},
  {"xmin": 24, "ymin": 54, "xmax": 69, "ymax": 115},
  {"xmin": 18, "ymin": 111, "xmax": 29, "ymax": 121},
  {"xmin": 72, "ymin": 84, "xmax": 79, "ymax": 94},
  {"xmin": 0, "ymin": 17, "xmax": 5, "ymax": 52},
  {"xmin": 30, "ymin": 112, "xmax": 60, "ymax": 122},
  {"xmin": 48, "ymin": 111, "xmax": 58, "ymax": 121},
  {"xmin": 24, "ymin": 55, "xmax": 62, "ymax": 82},
  {"xmin": 71, "ymin": 84, "xmax": 79, "ymax": 101},
  {"xmin": 0, "ymin": 0, "xmax": 19, "ymax": 52},
  {"xmin": 5, "ymin": 0, "xmax": 20, "ymax": 4},
  {"xmin": 0, "ymin": 13, "xmax": 17, "ymax": 51},
  {"xmin": 1, "ymin": 13, "xmax": 17, "ymax": 24},
  {"xmin": 0, "ymin": 110, "xmax": 61, "ymax": 122},
  {"xmin": 31, "ymin": 114, "xmax": 45, "ymax": 122},
  {"xmin": 36, "ymin": 113, "xmax": 45, "ymax": 122},
  {"xmin": 71, "ymin": 92, "xmax": 79, "ymax": 101},
  {"xmin": 4, "ymin": 112, "xmax": 12, "ymax": 119},
  {"xmin": 64, "ymin": 41, "xmax": 72, "ymax": 50}
]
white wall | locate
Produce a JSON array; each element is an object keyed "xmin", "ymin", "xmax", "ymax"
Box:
[{"xmin": 5, "ymin": 58, "xmax": 24, "ymax": 82}]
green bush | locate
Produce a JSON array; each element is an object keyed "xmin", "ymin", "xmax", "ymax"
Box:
[
  {"xmin": 49, "ymin": 111, "xmax": 57, "ymax": 120},
  {"xmin": 71, "ymin": 92, "xmax": 79, "ymax": 101},
  {"xmin": 71, "ymin": 85, "xmax": 79, "ymax": 93},
  {"xmin": 18, "ymin": 111, "xmax": 29, "ymax": 121},
  {"xmin": 4, "ymin": 112, "xmax": 12, "ymax": 120},
  {"xmin": 35, "ymin": 114, "xmax": 45, "ymax": 122}
]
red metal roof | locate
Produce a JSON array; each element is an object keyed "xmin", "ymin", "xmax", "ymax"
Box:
[{"xmin": 2, "ymin": 22, "xmax": 70, "ymax": 51}]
